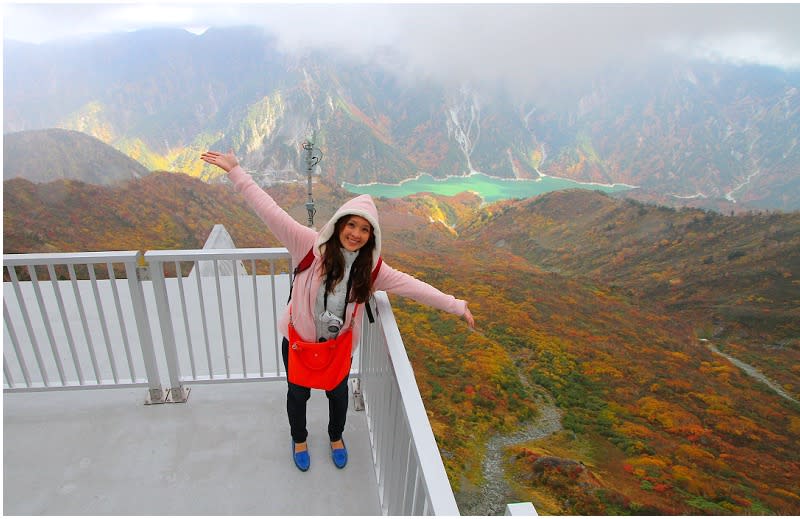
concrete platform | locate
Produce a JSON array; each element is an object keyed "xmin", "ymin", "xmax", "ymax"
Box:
[{"xmin": 3, "ymin": 381, "xmax": 381, "ymax": 515}]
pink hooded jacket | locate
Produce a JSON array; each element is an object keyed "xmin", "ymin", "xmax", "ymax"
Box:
[{"xmin": 227, "ymin": 166, "xmax": 468, "ymax": 349}]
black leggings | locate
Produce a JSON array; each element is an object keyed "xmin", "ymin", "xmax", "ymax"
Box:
[{"xmin": 281, "ymin": 337, "xmax": 350, "ymax": 443}]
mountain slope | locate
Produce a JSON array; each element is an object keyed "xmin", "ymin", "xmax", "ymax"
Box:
[
  {"xmin": 430, "ymin": 188, "xmax": 800, "ymax": 398},
  {"xmin": 391, "ymin": 242, "xmax": 799, "ymax": 515},
  {"xmin": 379, "ymin": 193, "xmax": 800, "ymax": 514},
  {"xmin": 3, "ymin": 129, "xmax": 150, "ymax": 184},
  {"xmin": 463, "ymin": 189, "xmax": 800, "ymax": 397},
  {"xmin": 4, "ymin": 28, "xmax": 800, "ymax": 210},
  {"xmin": 2, "ymin": 172, "xmax": 283, "ymax": 253}
]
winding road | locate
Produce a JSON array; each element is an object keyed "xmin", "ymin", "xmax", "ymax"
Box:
[{"xmin": 700, "ymin": 339, "xmax": 799, "ymax": 406}]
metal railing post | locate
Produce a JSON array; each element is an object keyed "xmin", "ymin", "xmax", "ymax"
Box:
[
  {"xmin": 124, "ymin": 257, "xmax": 167, "ymax": 404},
  {"xmin": 146, "ymin": 257, "xmax": 190, "ymax": 403}
]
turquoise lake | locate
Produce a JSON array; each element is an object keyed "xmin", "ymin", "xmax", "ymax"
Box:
[{"xmin": 343, "ymin": 173, "xmax": 635, "ymax": 203}]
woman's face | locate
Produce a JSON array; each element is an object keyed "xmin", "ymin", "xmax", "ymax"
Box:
[{"xmin": 338, "ymin": 215, "xmax": 372, "ymax": 252}]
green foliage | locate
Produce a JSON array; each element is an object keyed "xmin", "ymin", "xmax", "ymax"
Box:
[{"xmin": 685, "ymin": 494, "xmax": 732, "ymax": 513}]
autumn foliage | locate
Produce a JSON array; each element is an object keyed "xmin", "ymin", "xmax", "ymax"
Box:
[{"xmin": 4, "ymin": 175, "xmax": 800, "ymax": 514}]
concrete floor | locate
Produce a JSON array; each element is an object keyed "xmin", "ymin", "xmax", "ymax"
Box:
[{"xmin": 3, "ymin": 381, "xmax": 381, "ymax": 515}]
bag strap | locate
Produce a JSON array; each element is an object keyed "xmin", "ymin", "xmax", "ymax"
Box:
[
  {"xmin": 295, "ymin": 248, "xmax": 316, "ymax": 275},
  {"xmin": 365, "ymin": 257, "xmax": 382, "ymax": 323},
  {"xmin": 371, "ymin": 257, "xmax": 383, "ymax": 283},
  {"xmin": 287, "ymin": 248, "xmax": 316, "ymax": 304}
]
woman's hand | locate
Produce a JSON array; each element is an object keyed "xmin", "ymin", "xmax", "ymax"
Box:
[
  {"xmin": 201, "ymin": 150, "xmax": 239, "ymax": 172},
  {"xmin": 463, "ymin": 304, "xmax": 475, "ymax": 330}
]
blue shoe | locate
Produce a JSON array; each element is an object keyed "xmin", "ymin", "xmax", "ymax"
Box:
[
  {"xmin": 292, "ymin": 441, "xmax": 310, "ymax": 472},
  {"xmin": 331, "ymin": 439, "xmax": 348, "ymax": 469}
]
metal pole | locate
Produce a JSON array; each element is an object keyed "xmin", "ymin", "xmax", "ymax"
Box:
[
  {"xmin": 146, "ymin": 259, "xmax": 190, "ymax": 403},
  {"xmin": 124, "ymin": 258, "xmax": 167, "ymax": 404},
  {"xmin": 302, "ymin": 135, "xmax": 321, "ymax": 228}
]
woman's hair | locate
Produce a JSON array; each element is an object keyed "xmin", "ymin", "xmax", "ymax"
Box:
[{"xmin": 322, "ymin": 215, "xmax": 376, "ymax": 304}]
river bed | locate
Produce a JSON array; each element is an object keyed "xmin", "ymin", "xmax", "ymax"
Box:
[{"xmin": 457, "ymin": 399, "xmax": 563, "ymax": 515}]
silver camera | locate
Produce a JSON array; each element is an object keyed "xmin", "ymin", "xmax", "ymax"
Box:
[{"xmin": 319, "ymin": 310, "xmax": 344, "ymax": 340}]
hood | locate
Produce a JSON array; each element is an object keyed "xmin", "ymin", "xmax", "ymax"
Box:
[{"xmin": 314, "ymin": 194, "xmax": 382, "ymax": 268}]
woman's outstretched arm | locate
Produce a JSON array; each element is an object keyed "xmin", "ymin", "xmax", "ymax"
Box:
[
  {"xmin": 463, "ymin": 304, "xmax": 475, "ymax": 329},
  {"xmin": 201, "ymin": 150, "xmax": 239, "ymax": 172},
  {"xmin": 375, "ymin": 262, "xmax": 475, "ymax": 329},
  {"xmin": 201, "ymin": 150, "xmax": 316, "ymax": 259}
]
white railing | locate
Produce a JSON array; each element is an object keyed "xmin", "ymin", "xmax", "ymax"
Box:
[
  {"xmin": 143, "ymin": 248, "xmax": 292, "ymax": 401},
  {"xmin": 3, "ymin": 249, "xmax": 466, "ymax": 515},
  {"xmin": 3, "ymin": 251, "xmax": 165, "ymax": 402},
  {"xmin": 359, "ymin": 291, "xmax": 461, "ymax": 515},
  {"xmin": 3, "ymin": 249, "xmax": 293, "ymax": 402}
]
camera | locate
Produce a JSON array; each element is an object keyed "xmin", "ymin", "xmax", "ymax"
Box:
[{"xmin": 319, "ymin": 310, "xmax": 344, "ymax": 340}]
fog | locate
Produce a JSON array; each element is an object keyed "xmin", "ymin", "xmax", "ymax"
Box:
[{"xmin": 4, "ymin": 3, "xmax": 800, "ymax": 99}]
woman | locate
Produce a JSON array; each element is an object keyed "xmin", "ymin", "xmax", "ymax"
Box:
[{"xmin": 201, "ymin": 150, "xmax": 474, "ymax": 472}]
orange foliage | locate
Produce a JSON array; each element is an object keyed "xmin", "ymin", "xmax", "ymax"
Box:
[{"xmin": 7, "ymin": 178, "xmax": 800, "ymax": 514}]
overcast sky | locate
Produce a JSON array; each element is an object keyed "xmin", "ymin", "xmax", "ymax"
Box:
[{"xmin": 3, "ymin": 2, "xmax": 800, "ymax": 97}]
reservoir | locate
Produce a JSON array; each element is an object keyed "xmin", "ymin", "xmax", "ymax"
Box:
[{"xmin": 343, "ymin": 172, "xmax": 635, "ymax": 203}]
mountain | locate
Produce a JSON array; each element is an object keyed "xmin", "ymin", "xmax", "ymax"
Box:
[
  {"xmin": 4, "ymin": 27, "xmax": 800, "ymax": 210},
  {"xmin": 2, "ymin": 172, "xmax": 281, "ymax": 254},
  {"xmin": 4, "ymin": 173, "xmax": 799, "ymax": 514},
  {"xmin": 3, "ymin": 129, "xmax": 150, "ymax": 184},
  {"xmin": 379, "ymin": 190, "xmax": 799, "ymax": 514},
  {"xmin": 464, "ymin": 189, "xmax": 800, "ymax": 342},
  {"xmin": 460, "ymin": 189, "xmax": 800, "ymax": 408}
]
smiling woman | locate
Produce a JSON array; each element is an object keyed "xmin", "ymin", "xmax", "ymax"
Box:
[
  {"xmin": 338, "ymin": 215, "xmax": 373, "ymax": 252},
  {"xmin": 200, "ymin": 149, "xmax": 474, "ymax": 472}
]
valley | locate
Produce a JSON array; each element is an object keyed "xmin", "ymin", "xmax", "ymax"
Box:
[
  {"xmin": 4, "ymin": 171, "xmax": 800, "ymax": 515},
  {"xmin": 462, "ymin": 397, "xmax": 563, "ymax": 515}
]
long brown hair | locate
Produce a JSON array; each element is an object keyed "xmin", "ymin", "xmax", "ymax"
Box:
[{"xmin": 321, "ymin": 215, "xmax": 376, "ymax": 304}]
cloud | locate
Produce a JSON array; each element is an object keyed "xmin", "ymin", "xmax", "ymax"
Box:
[
  {"xmin": 253, "ymin": 3, "xmax": 800, "ymax": 99},
  {"xmin": 4, "ymin": 2, "xmax": 799, "ymax": 97}
]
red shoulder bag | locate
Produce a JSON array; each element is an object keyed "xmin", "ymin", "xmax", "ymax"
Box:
[
  {"xmin": 285, "ymin": 252, "xmax": 383, "ymax": 390},
  {"xmin": 287, "ymin": 305, "xmax": 355, "ymax": 391}
]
